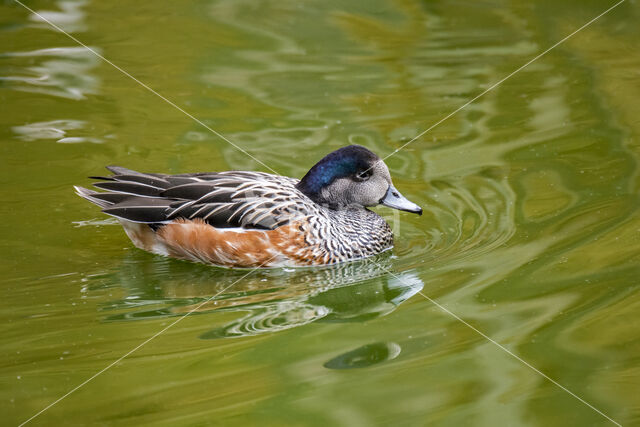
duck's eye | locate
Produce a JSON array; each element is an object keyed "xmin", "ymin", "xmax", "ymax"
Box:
[{"xmin": 355, "ymin": 170, "xmax": 371, "ymax": 182}]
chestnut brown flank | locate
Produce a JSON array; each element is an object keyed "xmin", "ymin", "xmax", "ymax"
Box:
[{"xmin": 157, "ymin": 219, "xmax": 315, "ymax": 267}]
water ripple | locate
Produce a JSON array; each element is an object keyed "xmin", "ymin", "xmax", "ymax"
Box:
[{"xmin": 1, "ymin": 46, "xmax": 100, "ymax": 100}]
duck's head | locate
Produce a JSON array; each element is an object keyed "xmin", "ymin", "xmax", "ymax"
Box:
[{"xmin": 296, "ymin": 145, "xmax": 422, "ymax": 215}]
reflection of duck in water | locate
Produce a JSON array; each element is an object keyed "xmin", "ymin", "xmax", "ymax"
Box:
[
  {"xmin": 75, "ymin": 145, "xmax": 421, "ymax": 267},
  {"xmin": 200, "ymin": 270, "xmax": 424, "ymax": 339},
  {"xmin": 103, "ymin": 254, "xmax": 423, "ymax": 338}
]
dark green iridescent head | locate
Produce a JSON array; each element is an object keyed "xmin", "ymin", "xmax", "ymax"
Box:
[
  {"xmin": 296, "ymin": 144, "xmax": 422, "ymax": 214},
  {"xmin": 296, "ymin": 145, "xmax": 379, "ymax": 198}
]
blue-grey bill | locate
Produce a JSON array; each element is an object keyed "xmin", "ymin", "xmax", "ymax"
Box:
[{"xmin": 380, "ymin": 184, "xmax": 422, "ymax": 215}]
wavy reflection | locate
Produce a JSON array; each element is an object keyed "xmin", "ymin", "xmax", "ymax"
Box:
[
  {"xmin": 95, "ymin": 254, "xmax": 424, "ymax": 338},
  {"xmin": 27, "ymin": 0, "xmax": 88, "ymax": 33},
  {"xmin": 1, "ymin": 47, "xmax": 100, "ymax": 100},
  {"xmin": 324, "ymin": 342, "xmax": 401, "ymax": 370},
  {"xmin": 12, "ymin": 118, "xmax": 104, "ymax": 143}
]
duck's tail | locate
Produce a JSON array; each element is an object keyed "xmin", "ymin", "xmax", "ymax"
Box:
[{"xmin": 74, "ymin": 185, "xmax": 115, "ymax": 209}]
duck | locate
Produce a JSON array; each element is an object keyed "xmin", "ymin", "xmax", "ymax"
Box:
[{"xmin": 74, "ymin": 145, "xmax": 422, "ymax": 268}]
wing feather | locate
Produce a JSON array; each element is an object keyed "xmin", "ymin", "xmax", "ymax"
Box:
[{"xmin": 77, "ymin": 166, "xmax": 316, "ymax": 230}]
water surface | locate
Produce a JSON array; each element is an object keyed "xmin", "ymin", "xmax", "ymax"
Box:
[{"xmin": 2, "ymin": 0, "xmax": 640, "ymax": 425}]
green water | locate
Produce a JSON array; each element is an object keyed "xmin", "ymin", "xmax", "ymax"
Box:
[{"xmin": 2, "ymin": 0, "xmax": 640, "ymax": 425}]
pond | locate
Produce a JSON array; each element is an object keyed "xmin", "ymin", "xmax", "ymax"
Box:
[{"xmin": 2, "ymin": 0, "xmax": 639, "ymax": 425}]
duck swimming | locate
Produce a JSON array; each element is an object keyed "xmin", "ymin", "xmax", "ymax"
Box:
[{"xmin": 75, "ymin": 145, "xmax": 421, "ymax": 267}]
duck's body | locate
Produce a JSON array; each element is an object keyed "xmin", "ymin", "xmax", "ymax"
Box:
[{"xmin": 75, "ymin": 145, "xmax": 421, "ymax": 268}]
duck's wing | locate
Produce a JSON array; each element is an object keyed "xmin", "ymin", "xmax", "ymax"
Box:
[{"xmin": 75, "ymin": 166, "xmax": 317, "ymax": 230}]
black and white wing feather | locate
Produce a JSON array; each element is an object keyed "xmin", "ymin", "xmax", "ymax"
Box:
[{"xmin": 75, "ymin": 166, "xmax": 318, "ymax": 230}]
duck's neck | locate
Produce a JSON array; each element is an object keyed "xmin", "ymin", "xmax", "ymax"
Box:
[
  {"xmin": 296, "ymin": 179, "xmax": 340, "ymax": 208},
  {"xmin": 296, "ymin": 168, "xmax": 336, "ymax": 204},
  {"xmin": 296, "ymin": 182, "xmax": 360, "ymax": 211}
]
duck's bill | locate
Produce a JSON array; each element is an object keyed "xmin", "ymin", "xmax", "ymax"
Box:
[{"xmin": 380, "ymin": 184, "xmax": 422, "ymax": 215}]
